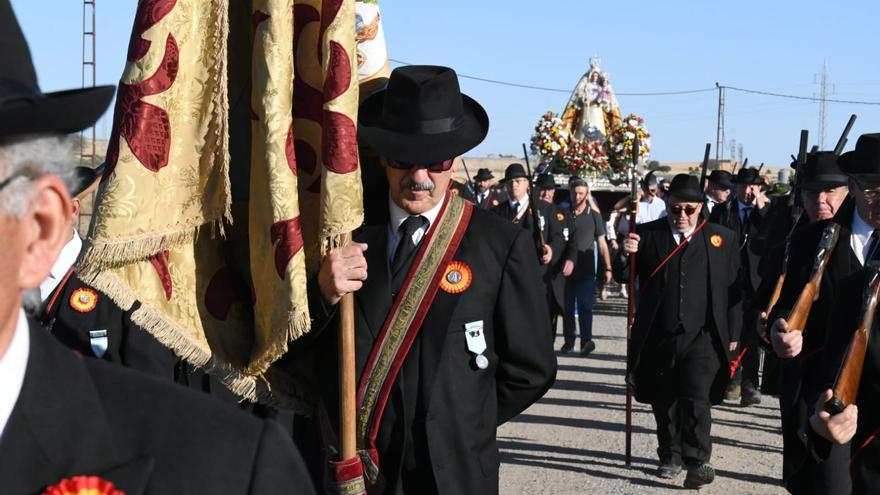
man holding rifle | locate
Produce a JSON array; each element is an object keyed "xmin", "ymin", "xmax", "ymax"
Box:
[
  {"xmin": 769, "ymin": 137, "xmax": 872, "ymax": 494},
  {"xmin": 616, "ymin": 174, "xmax": 741, "ymax": 489},
  {"xmin": 801, "ymin": 133, "xmax": 880, "ymax": 495}
]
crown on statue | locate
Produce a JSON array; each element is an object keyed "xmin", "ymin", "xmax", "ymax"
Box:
[{"xmin": 589, "ymin": 55, "xmax": 602, "ymax": 72}]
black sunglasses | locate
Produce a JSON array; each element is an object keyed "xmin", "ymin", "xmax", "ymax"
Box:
[
  {"xmin": 669, "ymin": 205, "xmax": 699, "ymax": 216},
  {"xmin": 386, "ymin": 158, "xmax": 455, "ymax": 172}
]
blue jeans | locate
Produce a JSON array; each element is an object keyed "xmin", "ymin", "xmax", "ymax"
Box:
[{"xmin": 563, "ymin": 274, "xmax": 596, "ymax": 346}]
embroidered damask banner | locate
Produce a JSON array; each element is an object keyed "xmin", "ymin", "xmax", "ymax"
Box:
[{"xmin": 79, "ymin": 0, "xmax": 363, "ymax": 408}]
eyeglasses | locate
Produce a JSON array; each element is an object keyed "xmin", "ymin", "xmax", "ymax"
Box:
[
  {"xmin": 853, "ymin": 178, "xmax": 880, "ymax": 203},
  {"xmin": 0, "ymin": 170, "xmax": 33, "ymax": 193},
  {"xmin": 669, "ymin": 205, "xmax": 699, "ymax": 216},
  {"xmin": 386, "ymin": 158, "xmax": 455, "ymax": 172}
]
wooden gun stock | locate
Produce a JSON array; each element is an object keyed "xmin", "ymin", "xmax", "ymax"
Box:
[
  {"xmin": 825, "ymin": 263, "xmax": 880, "ymax": 415},
  {"xmin": 757, "ymin": 274, "xmax": 786, "ymax": 342},
  {"xmin": 784, "ymin": 223, "xmax": 840, "ymax": 333}
]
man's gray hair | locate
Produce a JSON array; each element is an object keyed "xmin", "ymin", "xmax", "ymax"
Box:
[{"xmin": 0, "ymin": 134, "xmax": 76, "ymax": 215}]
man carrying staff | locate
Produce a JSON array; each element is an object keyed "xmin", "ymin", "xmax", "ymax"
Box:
[
  {"xmin": 616, "ymin": 174, "xmax": 740, "ymax": 489},
  {"xmin": 709, "ymin": 166, "xmax": 769, "ymax": 405},
  {"xmin": 770, "ymin": 136, "xmax": 880, "ymax": 495},
  {"xmin": 289, "ymin": 65, "xmax": 556, "ymax": 494}
]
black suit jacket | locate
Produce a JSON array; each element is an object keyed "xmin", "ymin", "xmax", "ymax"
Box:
[
  {"xmin": 41, "ymin": 272, "xmax": 176, "ymax": 380},
  {"xmin": 492, "ymin": 198, "xmax": 565, "ymax": 277},
  {"xmin": 289, "ymin": 203, "xmax": 557, "ymax": 494},
  {"xmin": 613, "ymin": 218, "xmax": 741, "ymax": 404},
  {"xmin": 0, "ymin": 321, "xmax": 313, "ymax": 495},
  {"xmin": 817, "ymin": 270, "xmax": 880, "ymax": 494},
  {"xmin": 709, "ymin": 198, "xmax": 770, "ymax": 296}
]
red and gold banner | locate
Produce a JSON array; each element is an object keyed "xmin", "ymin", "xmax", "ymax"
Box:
[{"xmin": 79, "ymin": 0, "xmax": 362, "ymax": 407}]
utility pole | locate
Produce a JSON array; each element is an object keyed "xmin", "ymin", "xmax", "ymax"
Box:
[
  {"xmin": 81, "ymin": 0, "xmax": 97, "ymax": 167},
  {"xmin": 715, "ymin": 83, "xmax": 725, "ymax": 162},
  {"xmin": 816, "ymin": 61, "xmax": 831, "ymax": 149}
]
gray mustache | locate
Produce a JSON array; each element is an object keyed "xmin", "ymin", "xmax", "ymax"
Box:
[{"xmin": 402, "ymin": 177, "xmax": 435, "ymax": 191}]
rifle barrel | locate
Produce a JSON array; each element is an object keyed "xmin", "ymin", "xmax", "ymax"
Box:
[{"xmin": 834, "ymin": 114, "xmax": 858, "ymax": 155}]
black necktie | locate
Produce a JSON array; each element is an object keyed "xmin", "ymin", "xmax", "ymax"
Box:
[
  {"xmin": 391, "ymin": 215, "xmax": 427, "ymax": 294},
  {"xmin": 742, "ymin": 206, "xmax": 752, "ymax": 223},
  {"xmin": 511, "ymin": 202, "xmax": 520, "ymax": 222},
  {"xmin": 867, "ymin": 229, "xmax": 880, "ymax": 262}
]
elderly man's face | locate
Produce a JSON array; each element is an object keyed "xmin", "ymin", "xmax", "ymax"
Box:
[
  {"xmin": 508, "ymin": 178, "xmax": 529, "ymax": 202},
  {"xmin": 383, "ymin": 156, "xmax": 459, "ymax": 215},
  {"xmin": 736, "ymin": 183, "xmax": 762, "ymax": 205},
  {"xmin": 706, "ymin": 182, "xmax": 730, "ymax": 202},
  {"xmin": 851, "ymin": 178, "xmax": 880, "ymax": 229},
  {"xmin": 801, "ymin": 185, "xmax": 848, "ymax": 223},
  {"xmin": 538, "ymin": 188, "xmax": 555, "ymax": 203},
  {"xmin": 666, "ymin": 197, "xmax": 703, "ymax": 233}
]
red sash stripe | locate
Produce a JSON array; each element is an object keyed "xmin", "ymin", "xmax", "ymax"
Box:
[{"xmin": 649, "ymin": 218, "xmax": 708, "ymax": 279}]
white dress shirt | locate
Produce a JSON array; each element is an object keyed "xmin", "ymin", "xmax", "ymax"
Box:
[
  {"xmin": 671, "ymin": 224, "xmax": 698, "ymax": 246},
  {"xmin": 508, "ymin": 195, "xmax": 530, "ymax": 222},
  {"xmin": 0, "ymin": 308, "xmax": 30, "ymax": 441},
  {"xmin": 40, "ymin": 229, "xmax": 82, "ymax": 301},
  {"xmin": 705, "ymin": 195, "xmax": 718, "ymax": 214},
  {"xmin": 387, "ymin": 194, "xmax": 445, "ymax": 263},
  {"xmin": 636, "ymin": 196, "xmax": 666, "ymax": 224},
  {"xmin": 851, "ymin": 208, "xmax": 875, "ymax": 266}
]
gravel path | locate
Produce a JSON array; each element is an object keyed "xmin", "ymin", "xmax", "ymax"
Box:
[{"xmin": 498, "ymin": 293, "xmax": 787, "ymax": 494}]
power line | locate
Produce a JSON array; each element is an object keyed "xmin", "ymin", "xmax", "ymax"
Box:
[{"xmin": 387, "ymin": 58, "xmax": 880, "ymax": 104}]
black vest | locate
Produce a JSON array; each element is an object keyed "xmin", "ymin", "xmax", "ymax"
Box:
[{"xmin": 657, "ymin": 230, "xmax": 709, "ymax": 335}]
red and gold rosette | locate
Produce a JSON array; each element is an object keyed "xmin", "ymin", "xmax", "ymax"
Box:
[{"xmin": 42, "ymin": 476, "xmax": 124, "ymax": 495}]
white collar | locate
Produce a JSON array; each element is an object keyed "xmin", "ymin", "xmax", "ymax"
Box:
[
  {"xmin": 0, "ymin": 307, "xmax": 30, "ymax": 441},
  {"xmin": 670, "ymin": 224, "xmax": 697, "ymax": 245},
  {"xmin": 509, "ymin": 195, "xmax": 529, "ymax": 208},
  {"xmin": 852, "ymin": 207, "xmax": 873, "ymax": 239},
  {"xmin": 40, "ymin": 230, "xmax": 81, "ymax": 301},
  {"xmin": 705, "ymin": 195, "xmax": 716, "ymax": 204},
  {"xmin": 388, "ymin": 193, "xmax": 446, "ymax": 233}
]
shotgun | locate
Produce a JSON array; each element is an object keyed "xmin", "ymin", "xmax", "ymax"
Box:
[
  {"xmin": 833, "ymin": 114, "xmax": 857, "ymax": 156},
  {"xmin": 757, "ymin": 131, "xmax": 809, "ymax": 343},
  {"xmin": 625, "ymin": 135, "xmax": 640, "ymax": 467},
  {"xmin": 784, "ymin": 223, "xmax": 841, "ymax": 333},
  {"xmin": 522, "ymin": 143, "xmax": 547, "ymax": 258},
  {"xmin": 824, "ymin": 260, "xmax": 880, "ymax": 415},
  {"xmin": 699, "ymin": 143, "xmax": 711, "ymax": 187}
]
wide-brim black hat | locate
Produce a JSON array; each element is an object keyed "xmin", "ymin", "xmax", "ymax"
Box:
[
  {"xmin": 69, "ymin": 162, "xmax": 106, "ymax": 198},
  {"xmin": 358, "ymin": 65, "xmax": 489, "ymax": 164},
  {"xmin": 503, "ymin": 163, "xmax": 528, "ymax": 181},
  {"xmin": 0, "ymin": 0, "xmax": 115, "ymax": 139},
  {"xmin": 707, "ymin": 169, "xmax": 733, "ymax": 189},
  {"xmin": 535, "ymin": 173, "xmax": 556, "ymax": 190},
  {"xmin": 474, "ymin": 168, "xmax": 494, "ymax": 181},
  {"xmin": 839, "ymin": 133, "xmax": 880, "ymax": 184},
  {"xmin": 800, "ymin": 151, "xmax": 848, "ymax": 191},
  {"xmin": 666, "ymin": 174, "xmax": 703, "ymax": 202},
  {"xmin": 733, "ymin": 167, "xmax": 764, "ymax": 185}
]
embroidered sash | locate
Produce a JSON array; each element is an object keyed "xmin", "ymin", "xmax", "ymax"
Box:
[{"xmin": 355, "ymin": 194, "xmax": 472, "ymax": 485}]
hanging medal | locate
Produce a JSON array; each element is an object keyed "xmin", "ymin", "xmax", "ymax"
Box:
[{"xmin": 464, "ymin": 320, "xmax": 489, "ymax": 369}]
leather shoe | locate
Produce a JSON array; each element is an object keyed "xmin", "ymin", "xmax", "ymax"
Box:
[
  {"xmin": 656, "ymin": 463, "xmax": 682, "ymax": 479},
  {"xmin": 580, "ymin": 340, "xmax": 596, "ymax": 356},
  {"xmin": 683, "ymin": 463, "xmax": 715, "ymax": 489},
  {"xmin": 559, "ymin": 343, "xmax": 575, "ymax": 353},
  {"xmin": 741, "ymin": 388, "xmax": 762, "ymax": 407},
  {"xmin": 724, "ymin": 384, "xmax": 741, "ymax": 402}
]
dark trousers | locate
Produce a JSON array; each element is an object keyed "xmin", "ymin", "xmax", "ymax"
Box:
[
  {"xmin": 731, "ymin": 306, "xmax": 762, "ymax": 392},
  {"xmin": 563, "ymin": 274, "xmax": 596, "ymax": 345},
  {"xmin": 650, "ymin": 329, "xmax": 719, "ymax": 466}
]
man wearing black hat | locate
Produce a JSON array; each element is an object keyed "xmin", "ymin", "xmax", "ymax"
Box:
[
  {"xmin": 768, "ymin": 139, "xmax": 880, "ymax": 495},
  {"xmin": 473, "ymin": 167, "xmax": 504, "ymax": 208},
  {"xmin": 535, "ymin": 173, "xmax": 576, "ymax": 329},
  {"xmin": 704, "ymin": 170, "xmax": 733, "ymax": 215},
  {"xmin": 0, "ymin": 1, "xmax": 313, "ymax": 492},
  {"xmin": 616, "ymin": 174, "xmax": 740, "ymax": 489},
  {"xmin": 297, "ymin": 65, "xmax": 556, "ymax": 494},
  {"xmin": 709, "ymin": 166, "xmax": 770, "ymax": 405}
]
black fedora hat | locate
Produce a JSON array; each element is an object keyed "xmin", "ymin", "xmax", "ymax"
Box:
[
  {"xmin": 474, "ymin": 168, "xmax": 494, "ymax": 181},
  {"xmin": 839, "ymin": 133, "xmax": 880, "ymax": 183},
  {"xmin": 358, "ymin": 65, "xmax": 489, "ymax": 164},
  {"xmin": 733, "ymin": 167, "xmax": 764, "ymax": 186},
  {"xmin": 535, "ymin": 174, "xmax": 556, "ymax": 190},
  {"xmin": 0, "ymin": 0, "xmax": 115, "ymax": 139},
  {"xmin": 800, "ymin": 151, "xmax": 848, "ymax": 191},
  {"xmin": 707, "ymin": 169, "xmax": 733, "ymax": 189},
  {"xmin": 503, "ymin": 163, "xmax": 528, "ymax": 181},
  {"xmin": 666, "ymin": 174, "xmax": 703, "ymax": 202},
  {"xmin": 69, "ymin": 162, "xmax": 106, "ymax": 198}
]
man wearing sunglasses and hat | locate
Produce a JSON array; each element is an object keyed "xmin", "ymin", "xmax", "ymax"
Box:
[
  {"xmin": 0, "ymin": 1, "xmax": 313, "ymax": 493},
  {"xmin": 769, "ymin": 136, "xmax": 880, "ymax": 494},
  {"xmin": 709, "ymin": 166, "xmax": 770, "ymax": 406},
  {"xmin": 752, "ymin": 150, "xmax": 852, "ymax": 495},
  {"xmin": 704, "ymin": 170, "xmax": 733, "ymax": 215},
  {"xmin": 299, "ymin": 65, "xmax": 556, "ymax": 494},
  {"xmin": 617, "ymin": 174, "xmax": 740, "ymax": 489}
]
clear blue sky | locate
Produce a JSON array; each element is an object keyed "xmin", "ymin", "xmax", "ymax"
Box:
[{"xmin": 12, "ymin": 0, "xmax": 880, "ymax": 165}]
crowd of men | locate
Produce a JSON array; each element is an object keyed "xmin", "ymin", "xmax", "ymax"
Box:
[{"xmin": 3, "ymin": 0, "xmax": 880, "ymax": 493}]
